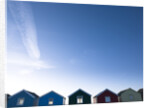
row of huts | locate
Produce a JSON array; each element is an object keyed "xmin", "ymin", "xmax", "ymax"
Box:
[{"xmin": 6, "ymin": 88, "xmax": 143, "ymax": 107}]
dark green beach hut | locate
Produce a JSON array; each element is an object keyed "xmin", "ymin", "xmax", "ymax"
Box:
[{"xmin": 68, "ymin": 89, "xmax": 91, "ymax": 105}]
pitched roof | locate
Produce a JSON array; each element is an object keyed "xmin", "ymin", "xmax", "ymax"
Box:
[
  {"xmin": 26, "ymin": 90, "xmax": 39, "ymax": 98},
  {"xmin": 138, "ymin": 88, "xmax": 143, "ymax": 93},
  {"xmin": 118, "ymin": 88, "xmax": 136, "ymax": 96},
  {"xmin": 68, "ymin": 89, "xmax": 91, "ymax": 97},
  {"xmin": 94, "ymin": 89, "xmax": 117, "ymax": 98},
  {"xmin": 40, "ymin": 90, "xmax": 65, "ymax": 99},
  {"xmin": 9, "ymin": 89, "xmax": 39, "ymax": 99}
]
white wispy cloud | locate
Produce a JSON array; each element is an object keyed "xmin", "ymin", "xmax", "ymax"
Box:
[
  {"xmin": 8, "ymin": 1, "xmax": 40, "ymax": 59},
  {"xmin": 7, "ymin": 1, "xmax": 55, "ymax": 75},
  {"xmin": 7, "ymin": 52, "xmax": 55, "ymax": 75}
]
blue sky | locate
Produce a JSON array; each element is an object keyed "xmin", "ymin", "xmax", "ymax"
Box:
[{"xmin": 6, "ymin": 1, "xmax": 143, "ymax": 98}]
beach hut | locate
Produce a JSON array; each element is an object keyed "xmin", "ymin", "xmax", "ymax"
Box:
[
  {"xmin": 6, "ymin": 94, "xmax": 11, "ymax": 108},
  {"xmin": 118, "ymin": 88, "xmax": 142, "ymax": 102},
  {"xmin": 38, "ymin": 91, "xmax": 65, "ymax": 106},
  {"xmin": 93, "ymin": 89, "xmax": 118, "ymax": 103},
  {"xmin": 7, "ymin": 89, "xmax": 39, "ymax": 107},
  {"xmin": 6, "ymin": 94, "xmax": 11, "ymax": 101},
  {"xmin": 138, "ymin": 88, "xmax": 143, "ymax": 101},
  {"xmin": 69, "ymin": 89, "xmax": 91, "ymax": 105}
]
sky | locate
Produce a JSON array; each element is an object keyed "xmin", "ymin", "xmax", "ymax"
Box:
[{"xmin": 6, "ymin": 0, "xmax": 143, "ymax": 100}]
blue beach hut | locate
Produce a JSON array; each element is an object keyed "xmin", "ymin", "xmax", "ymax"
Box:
[
  {"xmin": 38, "ymin": 91, "xmax": 66, "ymax": 106},
  {"xmin": 8, "ymin": 89, "xmax": 39, "ymax": 107}
]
